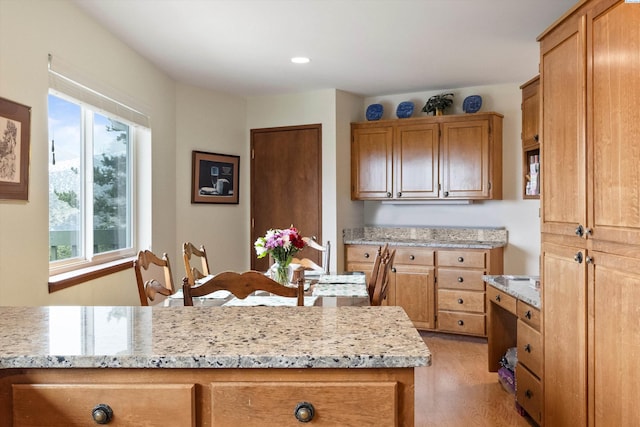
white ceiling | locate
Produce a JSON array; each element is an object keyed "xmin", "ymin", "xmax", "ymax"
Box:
[{"xmin": 72, "ymin": 0, "xmax": 576, "ymax": 97}]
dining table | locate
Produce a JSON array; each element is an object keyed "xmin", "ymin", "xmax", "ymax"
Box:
[{"xmin": 166, "ymin": 272, "xmax": 369, "ymax": 307}]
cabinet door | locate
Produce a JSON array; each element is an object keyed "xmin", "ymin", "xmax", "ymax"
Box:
[
  {"xmin": 440, "ymin": 119, "xmax": 491, "ymax": 199},
  {"xmin": 541, "ymin": 241, "xmax": 587, "ymax": 427},
  {"xmin": 590, "ymin": 251, "xmax": 640, "ymax": 426},
  {"xmin": 393, "ymin": 265, "xmax": 435, "ymax": 330},
  {"xmin": 540, "ymin": 12, "xmax": 587, "ymax": 238},
  {"xmin": 351, "ymin": 125, "xmax": 393, "ymax": 200},
  {"xmin": 394, "ymin": 123, "xmax": 439, "ymax": 199},
  {"xmin": 590, "ymin": 1, "xmax": 640, "ymax": 245}
]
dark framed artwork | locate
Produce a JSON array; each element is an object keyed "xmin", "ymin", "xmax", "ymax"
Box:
[
  {"xmin": 0, "ymin": 97, "xmax": 31, "ymax": 200},
  {"xmin": 191, "ymin": 150, "xmax": 240, "ymax": 204}
]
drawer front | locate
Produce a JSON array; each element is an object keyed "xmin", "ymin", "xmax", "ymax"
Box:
[
  {"xmin": 517, "ymin": 300, "xmax": 541, "ymax": 331},
  {"xmin": 486, "ymin": 286, "xmax": 517, "ymax": 314},
  {"xmin": 516, "ymin": 364, "xmax": 543, "ymax": 425},
  {"xmin": 517, "ymin": 320, "xmax": 542, "ymax": 376},
  {"xmin": 211, "ymin": 381, "xmax": 397, "ymax": 426},
  {"xmin": 437, "ymin": 311, "xmax": 485, "ymax": 336},
  {"xmin": 437, "ymin": 268, "xmax": 485, "ymax": 291},
  {"xmin": 345, "ymin": 245, "xmax": 379, "ymax": 263},
  {"xmin": 393, "ymin": 247, "xmax": 435, "ymax": 266},
  {"xmin": 437, "ymin": 289, "xmax": 485, "ymax": 313},
  {"xmin": 13, "ymin": 383, "xmax": 195, "ymax": 427},
  {"xmin": 437, "ymin": 250, "xmax": 486, "ymax": 268}
]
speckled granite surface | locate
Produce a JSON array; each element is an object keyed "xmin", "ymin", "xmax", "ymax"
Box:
[
  {"xmin": 0, "ymin": 306, "xmax": 430, "ymax": 369},
  {"xmin": 483, "ymin": 275, "xmax": 541, "ymax": 309},
  {"xmin": 343, "ymin": 226, "xmax": 507, "ymax": 249}
]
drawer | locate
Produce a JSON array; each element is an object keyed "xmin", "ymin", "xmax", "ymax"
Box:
[
  {"xmin": 437, "ymin": 311, "xmax": 485, "ymax": 336},
  {"xmin": 516, "ymin": 364, "xmax": 543, "ymax": 425},
  {"xmin": 437, "ymin": 250, "xmax": 486, "ymax": 268},
  {"xmin": 486, "ymin": 286, "xmax": 516, "ymax": 314},
  {"xmin": 345, "ymin": 245, "xmax": 380, "ymax": 263},
  {"xmin": 393, "ymin": 247, "xmax": 435, "ymax": 266},
  {"xmin": 211, "ymin": 381, "xmax": 397, "ymax": 426},
  {"xmin": 517, "ymin": 319, "xmax": 542, "ymax": 377},
  {"xmin": 437, "ymin": 268, "xmax": 485, "ymax": 291},
  {"xmin": 13, "ymin": 383, "xmax": 195, "ymax": 426},
  {"xmin": 437, "ymin": 289, "xmax": 485, "ymax": 313},
  {"xmin": 517, "ymin": 300, "xmax": 541, "ymax": 331}
]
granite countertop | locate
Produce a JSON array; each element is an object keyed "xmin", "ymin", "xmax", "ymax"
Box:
[
  {"xmin": 343, "ymin": 226, "xmax": 507, "ymax": 249},
  {"xmin": 0, "ymin": 306, "xmax": 430, "ymax": 370},
  {"xmin": 483, "ymin": 275, "xmax": 541, "ymax": 309}
]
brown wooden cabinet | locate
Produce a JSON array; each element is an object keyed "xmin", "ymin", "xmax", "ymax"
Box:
[
  {"xmin": 521, "ymin": 75, "xmax": 540, "ymax": 199},
  {"xmin": 351, "ymin": 113, "xmax": 503, "ymax": 201},
  {"xmin": 539, "ymin": 0, "xmax": 640, "ymax": 424}
]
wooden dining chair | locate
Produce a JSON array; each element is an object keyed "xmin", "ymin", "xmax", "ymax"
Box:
[
  {"xmin": 291, "ymin": 237, "xmax": 331, "ymax": 274},
  {"xmin": 182, "ymin": 270, "xmax": 305, "ymax": 306},
  {"xmin": 366, "ymin": 243, "xmax": 389, "ymax": 300},
  {"xmin": 182, "ymin": 242, "xmax": 211, "ymax": 286},
  {"xmin": 371, "ymin": 247, "xmax": 396, "ymax": 306},
  {"xmin": 133, "ymin": 250, "xmax": 175, "ymax": 306}
]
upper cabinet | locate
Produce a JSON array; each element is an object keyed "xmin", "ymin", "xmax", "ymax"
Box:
[
  {"xmin": 521, "ymin": 76, "xmax": 540, "ymax": 199},
  {"xmin": 351, "ymin": 113, "xmax": 503, "ymax": 201}
]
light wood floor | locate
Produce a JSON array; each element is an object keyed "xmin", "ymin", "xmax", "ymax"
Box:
[{"xmin": 414, "ymin": 332, "xmax": 535, "ymax": 427}]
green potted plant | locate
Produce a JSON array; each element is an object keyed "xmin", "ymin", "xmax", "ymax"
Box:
[{"xmin": 422, "ymin": 93, "xmax": 454, "ymax": 116}]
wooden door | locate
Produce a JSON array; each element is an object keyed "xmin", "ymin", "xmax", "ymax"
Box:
[
  {"xmin": 251, "ymin": 124, "xmax": 322, "ymax": 272},
  {"xmin": 540, "ymin": 13, "xmax": 587, "ymax": 239},
  {"xmin": 350, "ymin": 124, "xmax": 393, "ymax": 199},
  {"xmin": 589, "ymin": 251, "xmax": 640, "ymax": 426},
  {"xmin": 590, "ymin": 1, "xmax": 640, "ymax": 245},
  {"xmin": 394, "ymin": 123, "xmax": 439, "ymax": 199},
  {"xmin": 541, "ymin": 240, "xmax": 587, "ymax": 427},
  {"xmin": 394, "ymin": 266, "xmax": 435, "ymax": 330},
  {"xmin": 440, "ymin": 119, "xmax": 490, "ymax": 199}
]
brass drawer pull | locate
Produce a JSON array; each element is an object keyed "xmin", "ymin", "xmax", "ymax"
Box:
[
  {"xmin": 92, "ymin": 404, "xmax": 113, "ymax": 424},
  {"xmin": 294, "ymin": 402, "xmax": 315, "ymax": 423}
]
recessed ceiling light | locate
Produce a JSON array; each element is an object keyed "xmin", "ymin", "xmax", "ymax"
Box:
[{"xmin": 291, "ymin": 57, "xmax": 310, "ymax": 64}]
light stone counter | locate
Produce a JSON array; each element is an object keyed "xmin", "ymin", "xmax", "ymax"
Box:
[
  {"xmin": 0, "ymin": 306, "xmax": 430, "ymax": 369},
  {"xmin": 344, "ymin": 226, "xmax": 507, "ymax": 249},
  {"xmin": 483, "ymin": 275, "xmax": 541, "ymax": 309}
]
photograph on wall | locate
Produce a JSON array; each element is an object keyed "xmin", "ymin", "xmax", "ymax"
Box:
[
  {"xmin": 191, "ymin": 150, "xmax": 239, "ymax": 204},
  {"xmin": 0, "ymin": 97, "xmax": 31, "ymax": 200}
]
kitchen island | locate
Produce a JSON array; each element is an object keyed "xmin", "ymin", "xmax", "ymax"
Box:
[{"xmin": 0, "ymin": 305, "xmax": 429, "ymax": 426}]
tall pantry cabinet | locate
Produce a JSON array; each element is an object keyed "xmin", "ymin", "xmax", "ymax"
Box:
[{"xmin": 539, "ymin": 0, "xmax": 640, "ymax": 425}]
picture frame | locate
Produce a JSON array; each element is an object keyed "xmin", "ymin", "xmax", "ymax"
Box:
[
  {"xmin": 0, "ymin": 96, "xmax": 31, "ymax": 201},
  {"xmin": 191, "ymin": 150, "xmax": 240, "ymax": 204}
]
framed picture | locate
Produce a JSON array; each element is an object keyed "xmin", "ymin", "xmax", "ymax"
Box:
[
  {"xmin": 0, "ymin": 97, "xmax": 31, "ymax": 201},
  {"xmin": 191, "ymin": 150, "xmax": 240, "ymax": 204}
]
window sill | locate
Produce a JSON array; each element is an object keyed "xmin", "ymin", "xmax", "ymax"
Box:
[{"xmin": 48, "ymin": 257, "xmax": 135, "ymax": 293}]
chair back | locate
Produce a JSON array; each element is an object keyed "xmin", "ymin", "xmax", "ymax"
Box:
[
  {"xmin": 294, "ymin": 237, "xmax": 331, "ymax": 274},
  {"xmin": 133, "ymin": 250, "xmax": 175, "ymax": 306},
  {"xmin": 183, "ymin": 242, "xmax": 211, "ymax": 286},
  {"xmin": 371, "ymin": 248, "xmax": 396, "ymax": 306},
  {"xmin": 182, "ymin": 270, "xmax": 305, "ymax": 306},
  {"xmin": 367, "ymin": 244, "xmax": 389, "ymax": 300}
]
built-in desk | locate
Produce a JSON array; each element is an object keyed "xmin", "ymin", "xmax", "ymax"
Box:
[{"xmin": 483, "ymin": 275, "xmax": 542, "ymax": 425}]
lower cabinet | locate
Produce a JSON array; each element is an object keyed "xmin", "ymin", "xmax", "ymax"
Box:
[
  {"xmin": 345, "ymin": 244, "xmax": 503, "ymax": 336},
  {"xmin": 3, "ymin": 368, "xmax": 415, "ymax": 426}
]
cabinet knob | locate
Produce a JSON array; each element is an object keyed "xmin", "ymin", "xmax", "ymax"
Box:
[
  {"xmin": 584, "ymin": 227, "xmax": 593, "ymax": 237},
  {"xmin": 575, "ymin": 224, "xmax": 584, "ymax": 237},
  {"xmin": 495, "ymin": 294, "xmax": 501, "ymax": 302},
  {"xmin": 524, "ymin": 344, "xmax": 531, "ymax": 353},
  {"xmin": 397, "ymin": 191, "xmax": 402, "ymax": 197},
  {"xmin": 586, "ymin": 256, "xmax": 593, "ymax": 264},
  {"xmin": 294, "ymin": 402, "xmax": 315, "ymax": 423},
  {"xmin": 457, "ymin": 256, "xmax": 464, "ymax": 263},
  {"xmin": 534, "ymin": 134, "xmax": 539, "ymax": 142},
  {"xmin": 386, "ymin": 192, "xmax": 392, "ymax": 198},
  {"xmin": 92, "ymin": 404, "xmax": 113, "ymax": 424},
  {"xmin": 525, "ymin": 310, "xmax": 532, "ymax": 319},
  {"xmin": 457, "ymin": 276, "xmax": 464, "ymax": 283},
  {"xmin": 457, "ymin": 298, "xmax": 464, "ymax": 304},
  {"xmin": 457, "ymin": 320, "xmax": 464, "ymax": 326},
  {"xmin": 574, "ymin": 252, "xmax": 583, "ymax": 264},
  {"xmin": 364, "ymin": 253, "xmax": 370, "ymax": 259},
  {"xmin": 444, "ymin": 191, "xmax": 449, "ymax": 197},
  {"xmin": 391, "ymin": 267, "xmax": 396, "ymax": 273},
  {"xmin": 409, "ymin": 255, "xmax": 415, "ymax": 260},
  {"xmin": 525, "ymin": 389, "xmax": 533, "ymax": 399}
]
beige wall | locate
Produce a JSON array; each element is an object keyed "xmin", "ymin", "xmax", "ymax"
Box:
[
  {"xmin": 363, "ymin": 84, "xmax": 541, "ymax": 275},
  {"xmin": 0, "ymin": 0, "xmax": 176, "ymax": 305}
]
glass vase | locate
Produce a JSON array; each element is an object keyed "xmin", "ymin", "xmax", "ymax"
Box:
[{"xmin": 271, "ymin": 258, "xmax": 292, "ymax": 286}]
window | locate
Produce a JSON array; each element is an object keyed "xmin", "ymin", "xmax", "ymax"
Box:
[{"xmin": 48, "ymin": 92, "xmax": 135, "ymax": 271}]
